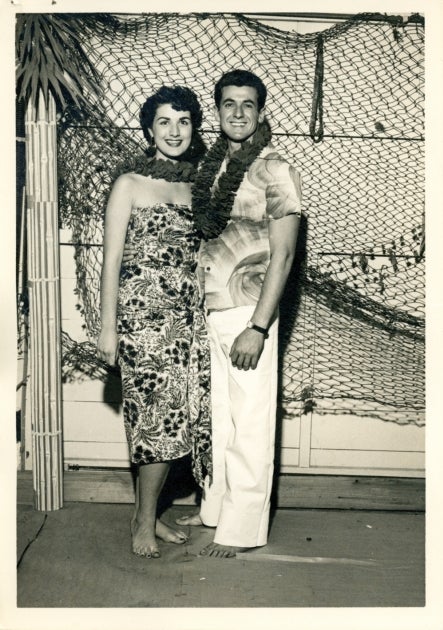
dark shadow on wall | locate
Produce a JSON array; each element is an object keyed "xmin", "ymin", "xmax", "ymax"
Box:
[
  {"xmin": 102, "ymin": 367, "xmax": 123, "ymax": 413},
  {"xmin": 272, "ymin": 212, "xmax": 308, "ymax": 513}
]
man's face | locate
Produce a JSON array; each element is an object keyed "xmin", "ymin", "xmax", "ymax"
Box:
[{"xmin": 215, "ymin": 85, "xmax": 265, "ymax": 144}]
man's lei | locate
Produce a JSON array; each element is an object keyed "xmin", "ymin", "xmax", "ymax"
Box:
[{"xmin": 192, "ymin": 121, "xmax": 272, "ymax": 240}]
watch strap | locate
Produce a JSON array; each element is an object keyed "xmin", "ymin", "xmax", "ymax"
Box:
[{"xmin": 246, "ymin": 320, "xmax": 269, "ymax": 338}]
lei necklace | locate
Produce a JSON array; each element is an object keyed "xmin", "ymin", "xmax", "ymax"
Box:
[
  {"xmin": 111, "ymin": 152, "xmax": 197, "ymax": 183},
  {"xmin": 140, "ymin": 156, "xmax": 197, "ymax": 182},
  {"xmin": 192, "ymin": 121, "xmax": 272, "ymax": 240}
]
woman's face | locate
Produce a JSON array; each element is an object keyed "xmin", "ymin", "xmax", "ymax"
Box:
[{"xmin": 150, "ymin": 103, "xmax": 193, "ymax": 161}]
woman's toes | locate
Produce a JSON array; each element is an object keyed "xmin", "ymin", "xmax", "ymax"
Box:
[
  {"xmin": 176, "ymin": 530, "xmax": 188, "ymax": 543},
  {"xmin": 155, "ymin": 519, "xmax": 189, "ymax": 544},
  {"xmin": 167, "ymin": 530, "xmax": 187, "ymax": 544},
  {"xmin": 133, "ymin": 545, "xmax": 160, "ymax": 559}
]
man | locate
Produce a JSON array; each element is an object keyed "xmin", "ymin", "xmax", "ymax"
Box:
[{"xmin": 176, "ymin": 69, "xmax": 302, "ymax": 558}]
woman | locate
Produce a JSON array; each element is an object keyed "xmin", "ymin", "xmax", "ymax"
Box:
[{"xmin": 97, "ymin": 86, "xmax": 211, "ymax": 559}]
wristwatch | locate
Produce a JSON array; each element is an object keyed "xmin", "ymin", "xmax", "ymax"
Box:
[{"xmin": 246, "ymin": 320, "xmax": 269, "ymax": 339}]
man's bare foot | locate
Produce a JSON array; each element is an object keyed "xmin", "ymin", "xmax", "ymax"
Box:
[
  {"xmin": 155, "ymin": 519, "xmax": 188, "ymax": 544},
  {"xmin": 131, "ymin": 517, "xmax": 160, "ymax": 558},
  {"xmin": 199, "ymin": 542, "xmax": 249, "ymax": 558},
  {"xmin": 175, "ymin": 512, "xmax": 203, "ymax": 527}
]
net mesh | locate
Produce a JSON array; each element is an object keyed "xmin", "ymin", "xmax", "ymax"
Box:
[{"xmin": 56, "ymin": 12, "xmax": 425, "ymax": 425}]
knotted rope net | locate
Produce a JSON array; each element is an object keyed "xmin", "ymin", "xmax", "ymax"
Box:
[{"xmin": 57, "ymin": 12, "xmax": 424, "ymax": 425}]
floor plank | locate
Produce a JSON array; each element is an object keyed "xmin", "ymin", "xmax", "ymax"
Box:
[{"xmin": 17, "ymin": 503, "xmax": 425, "ymax": 608}]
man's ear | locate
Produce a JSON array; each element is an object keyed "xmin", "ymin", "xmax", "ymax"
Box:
[{"xmin": 213, "ymin": 105, "xmax": 220, "ymax": 122}]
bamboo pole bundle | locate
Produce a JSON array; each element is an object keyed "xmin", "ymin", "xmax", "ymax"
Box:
[
  {"xmin": 25, "ymin": 91, "xmax": 64, "ymax": 511},
  {"xmin": 17, "ymin": 187, "xmax": 28, "ymax": 470}
]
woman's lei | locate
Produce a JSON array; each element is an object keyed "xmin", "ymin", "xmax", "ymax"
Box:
[
  {"xmin": 140, "ymin": 156, "xmax": 197, "ymax": 182},
  {"xmin": 110, "ymin": 152, "xmax": 197, "ymax": 183},
  {"xmin": 192, "ymin": 121, "xmax": 272, "ymax": 240}
]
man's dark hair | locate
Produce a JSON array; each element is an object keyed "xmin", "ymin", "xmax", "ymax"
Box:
[{"xmin": 214, "ymin": 69, "xmax": 267, "ymax": 111}]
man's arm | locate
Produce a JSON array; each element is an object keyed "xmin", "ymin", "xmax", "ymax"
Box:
[{"xmin": 229, "ymin": 211, "xmax": 300, "ymax": 370}]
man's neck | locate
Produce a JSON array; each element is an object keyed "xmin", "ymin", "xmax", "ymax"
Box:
[{"xmin": 226, "ymin": 138, "xmax": 242, "ymax": 157}]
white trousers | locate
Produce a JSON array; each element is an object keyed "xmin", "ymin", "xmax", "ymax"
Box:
[{"xmin": 200, "ymin": 305, "xmax": 278, "ymax": 547}]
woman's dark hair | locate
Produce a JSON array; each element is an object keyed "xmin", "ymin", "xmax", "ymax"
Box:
[
  {"xmin": 140, "ymin": 85, "xmax": 205, "ymax": 163},
  {"xmin": 214, "ymin": 69, "xmax": 267, "ymax": 111}
]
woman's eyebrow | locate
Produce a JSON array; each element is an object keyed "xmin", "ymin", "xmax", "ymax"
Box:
[{"xmin": 157, "ymin": 114, "xmax": 191, "ymax": 121}]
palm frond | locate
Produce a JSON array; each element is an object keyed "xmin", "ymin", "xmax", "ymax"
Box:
[{"xmin": 16, "ymin": 13, "xmax": 105, "ymax": 114}]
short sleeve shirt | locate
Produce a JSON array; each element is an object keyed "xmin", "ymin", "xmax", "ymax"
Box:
[{"xmin": 198, "ymin": 145, "xmax": 302, "ymax": 311}]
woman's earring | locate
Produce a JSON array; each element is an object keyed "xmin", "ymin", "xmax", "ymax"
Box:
[{"xmin": 149, "ymin": 135, "xmax": 156, "ymax": 148}]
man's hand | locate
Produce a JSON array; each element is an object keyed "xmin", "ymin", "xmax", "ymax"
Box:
[
  {"xmin": 122, "ymin": 243, "xmax": 137, "ymax": 265},
  {"xmin": 229, "ymin": 328, "xmax": 265, "ymax": 370}
]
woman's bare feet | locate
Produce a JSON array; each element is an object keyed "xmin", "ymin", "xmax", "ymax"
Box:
[
  {"xmin": 131, "ymin": 516, "xmax": 160, "ymax": 558},
  {"xmin": 175, "ymin": 512, "xmax": 203, "ymax": 526},
  {"xmin": 199, "ymin": 542, "xmax": 249, "ymax": 558},
  {"xmin": 130, "ymin": 515, "xmax": 188, "ymax": 558},
  {"xmin": 155, "ymin": 519, "xmax": 188, "ymax": 544}
]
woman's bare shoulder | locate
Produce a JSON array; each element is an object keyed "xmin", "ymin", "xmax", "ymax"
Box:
[
  {"xmin": 111, "ymin": 172, "xmax": 191, "ymax": 207},
  {"xmin": 111, "ymin": 172, "xmax": 153, "ymax": 196},
  {"xmin": 113, "ymin": 172, "xmax": 145, "ymax": 186}
]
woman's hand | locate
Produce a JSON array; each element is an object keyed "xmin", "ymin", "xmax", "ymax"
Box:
[{"xmin": 97, "ymin": 328, "xmax": 119, "ymax": 366}]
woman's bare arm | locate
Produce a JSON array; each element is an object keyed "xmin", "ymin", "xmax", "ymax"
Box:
[{"xmin": 97, "ymin": 175, "xmax": 134, "ymax": 365}]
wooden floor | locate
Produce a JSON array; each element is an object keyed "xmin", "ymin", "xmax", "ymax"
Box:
[{"xmin": 16, "ymin": 502, "xmax": 424, "ymax": 610}]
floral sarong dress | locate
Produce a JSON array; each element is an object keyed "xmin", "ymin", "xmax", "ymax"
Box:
[{"xmin": 117, "ymin": 203, "xmax": 211, "ymax": 486}]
